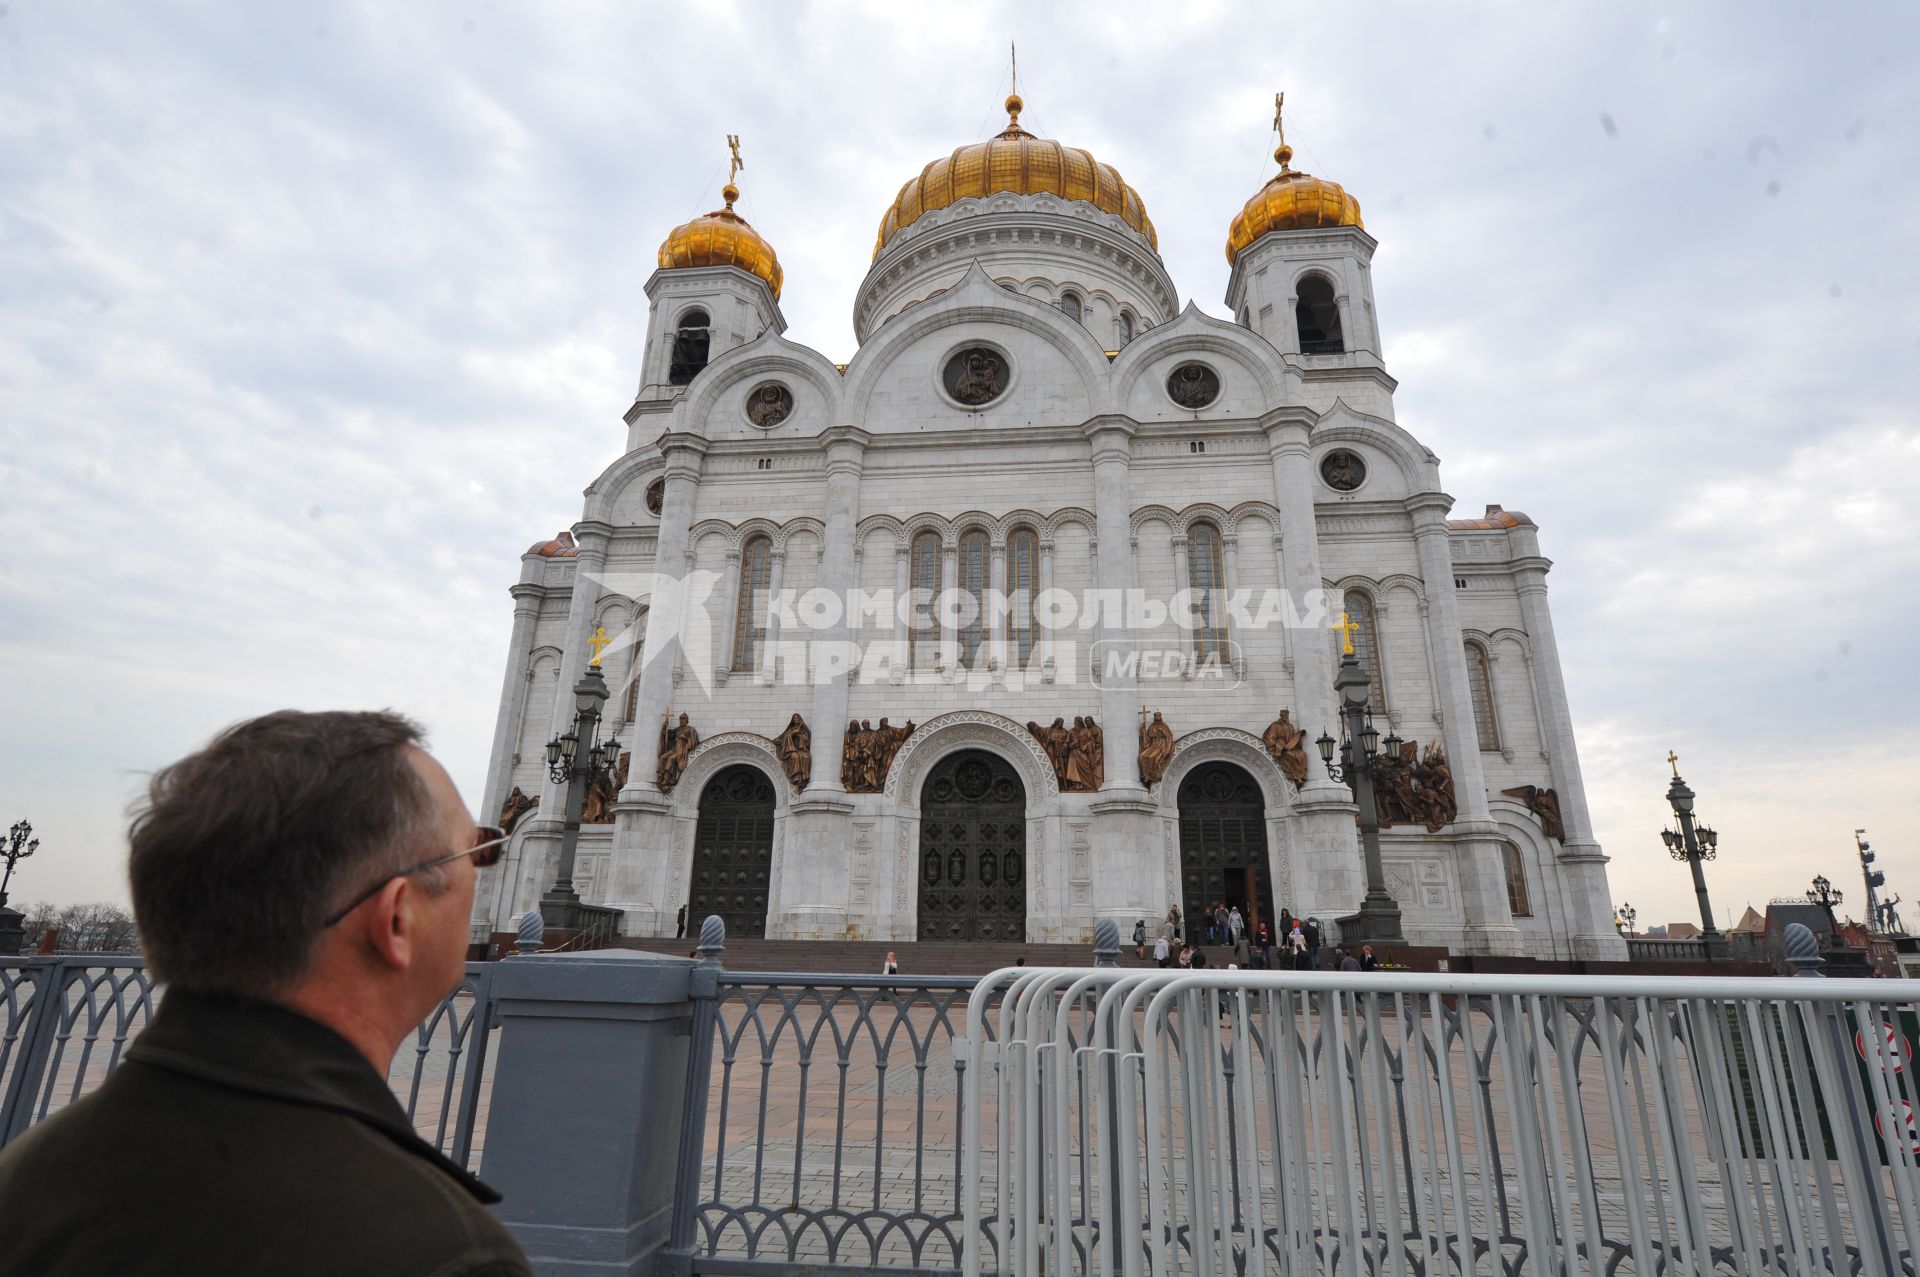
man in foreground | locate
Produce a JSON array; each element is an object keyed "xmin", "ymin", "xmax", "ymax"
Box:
[{"xmin": 0, "ymin": 710, "xmax": 533, "ymax": 1276}]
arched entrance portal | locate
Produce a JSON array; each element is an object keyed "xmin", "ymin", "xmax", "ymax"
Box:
[
  {"xmin": 918, "ymin": 750, "xmax": 1026, "ymax": 941},
  {"xmin": 687, "ymin": 764, "xmax": 776, "ymax": 939},
  {"xmin": 1177, "ymin": 761, "xmax": 1276, "ymax": 943}
]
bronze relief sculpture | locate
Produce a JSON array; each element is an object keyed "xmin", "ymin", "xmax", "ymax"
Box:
[
  {"xmin": 944, "ymin": 347, "xmax": 1007, "ymax": 406},
  {"xmin": 775, "ymin": 713, "xmax": 812, "ymax": 790},
  {"xmin": 497, "ymin": 786, "xmax": 539, "ymax": 836},
  {"xmin": 746, "ymin": 382, "xmax": 794, "ymax": 428},
  {"xmin": 1261, "ymin": 709, "xmax": 1309, "ymax": 788},
  {"xmin": 1364, "ymin": 739, "xmax": 1457, "ymax": 832},
  {"xmin": 657, "ymin": 713, "xmax": 699, "ymax": 793},
  {"xmin": 1138, "ymin": 711, "xmax": 1175, "ymax": 787},
  {"xmin": 580, "ymin": 749, "xmax": 630, "ymax": 824},
  {"xmin": 1028, "ymin": 715, "xmax": 1103, "ymax": 791},
  {"xmin": 1320, "ymin": 449, "xmax": 1366, "ymax": 492},
  {"xmin": 1501, "ymin": 784, "xmax": 1566, "ymax": 843},
  {"xmin": 841, "ymin": 717, "xmax": 915, "ymax": 793}
]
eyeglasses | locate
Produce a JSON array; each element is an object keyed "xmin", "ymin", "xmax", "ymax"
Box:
[{"xmin": 322, "ymin": 825, "xmax": 508, "ymax": 928}]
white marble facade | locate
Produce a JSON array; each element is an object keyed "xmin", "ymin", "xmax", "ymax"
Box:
[{"xmin": 473, "ymin": 123, "xmax": 1624, "ymax": 961}]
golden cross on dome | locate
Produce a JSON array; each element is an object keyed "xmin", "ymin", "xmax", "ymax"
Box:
[
  {"xmin": 1332, "ymin": 610, "xmax": 1359, "ymax": 656},
  {"xmin": 1667, "ymin": 750, "xmax": 1680, "ymax": 778},
  {"xmin": 586, "ymin": 626, "xmax": 613, "ymax": 668},
  {"xmin": 1273, "ymin": 92, "xmax": 1286, "ymax": 146},
  {"xmin": 1010, "ymin": 40, "xmax": 1018, "ymax": 97},
  {"xmin": 726, "ymin": 134, "xmax": 743, "ymax": 185}
]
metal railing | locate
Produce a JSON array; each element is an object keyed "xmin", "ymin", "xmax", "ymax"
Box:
[
  {"xmin": 0, "ymin": 956, "xmax": 501, "ymax": 1167},
  {"xmin": 668, "ymin": 966, "xmax": 997, "ymax": 1275},
  {"xmin": 966, "ymin": 966, "xmax": 1920, "ymax": 1277}
]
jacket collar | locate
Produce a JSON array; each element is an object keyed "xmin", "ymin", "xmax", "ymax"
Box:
[{"xmin": 126, "ymin": 988, "xmax": 501, "ymax": 1204}]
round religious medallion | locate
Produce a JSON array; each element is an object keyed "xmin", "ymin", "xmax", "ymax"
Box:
[
  {"xmin": 1166, "ymin": 363, "xmax": 1221, "ymax": 409},
  {"xmin": 645, "ymin": 476, "xmax": 666, "ymax": 515},
  {"xmin": 744, "ymin": 381, "xmax": 793, "ymax": 428},
  {"xmin": 942, "ymin": 346, "xmax": 1009, "ymax": 407},
  {"xmin": 1320, "ymin": 449, "xmax": 1367, "ymax": 492}
]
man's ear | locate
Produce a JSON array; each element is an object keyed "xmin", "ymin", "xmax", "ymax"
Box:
[{"xmin": 356, "ymin": 876, "xmax": 415, "ymax": 972}]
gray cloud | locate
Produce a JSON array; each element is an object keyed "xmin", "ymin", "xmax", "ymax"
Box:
[{"xmin": 1, "ymin": 1, "xmax": 1914, "ymax": 927}]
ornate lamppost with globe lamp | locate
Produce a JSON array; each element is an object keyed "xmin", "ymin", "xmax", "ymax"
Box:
[{"xmin": 539, "ymin": 629, "xmax": 623, "ymax": 932}]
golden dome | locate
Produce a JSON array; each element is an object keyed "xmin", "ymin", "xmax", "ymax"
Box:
[
  {"xmin": 873, "ymin": 95, "xmax": 1156, "ymax": 260},
  {"xmin": 658, "ymin": 181, "xmax": 784, "ymax": 300},
  {"xmin": 1225, "ymin": 144, "xmax": 1364, "ymax": 265}
]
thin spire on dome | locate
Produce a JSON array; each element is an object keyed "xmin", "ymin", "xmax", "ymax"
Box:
[
  {"xmin": 1272, "ymin": 91, "xmax": 1293, "ymax": 172},
  {"xmin": 1000, "ymin": 40, "xmax": 1033, "ymax": 139},
  {"xmin": 723, "ymin": 133, "xmax": 744, "ymax": 208}
]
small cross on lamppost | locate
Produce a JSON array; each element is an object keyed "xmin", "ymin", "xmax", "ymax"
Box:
[
  {"xmin": 1315, "ymin": 612, "xmax": 1406, "ymax": 949},
  {"xmin": 1614, "ymin": 901, "xmax": 1637, "ymax": 939},
  {"xmin": 1806, "ymin": 874, "xmax": 1844, "ymax": 939},
  {"xmin": 1660, "ymin": 751, "xmax": 1725, "ymax": 958},
  {"xmin": 539, "ymin": 628, "xmax": 622, "ymax": 932}
]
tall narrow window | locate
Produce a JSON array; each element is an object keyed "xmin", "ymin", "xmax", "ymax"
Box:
[
  {"xmin": 1059, "ymin": 291, "xmax": 1083, "ymax": 323},
  {"xmin": 623, "ymin": 609, "xmax": 647, "ymax": 719},
  {"xmin": 1118, "ymin": 311, "xmax": 1135, "ymax": 344},
  {"xmin": 731, "ymin": 537, "xmax": 772, "ymax": 672},
  {"xmin": 1465, "ymin": 642, "xmax": 1500, "ymax": 751},
  {"xmin": 1341, "ymin": 589, "xmax": 1385, "ymax": 708},
  {"xmin": 669, "ymin": 308, "xmax": 711, "ymax": 385},
  {"xmin": 1295, "ymin": 275, "xmax": 1344, "ymax": 354},
  {"xmin": 1008, "ymin": 526, "xmax": 1039, "ymax": 667},
  {"xmin": 957, "ymin": 529, "xmax": 990, "ymax": 668},
  {"xmin": 909, "ymin": 531, "xmax": 942, "ymax": 665},
  {"xmin": 1187, "ymin": 522, "xmax": 1228, "ymax": 660},
  {"xmin": 1503, "ymin": 842, "xmax": 1533, "ymax": 917}
]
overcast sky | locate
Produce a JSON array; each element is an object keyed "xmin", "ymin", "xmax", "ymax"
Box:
[{"xmin": 2, "ymin": 2, "xmax": 1915, "ymax": 932}]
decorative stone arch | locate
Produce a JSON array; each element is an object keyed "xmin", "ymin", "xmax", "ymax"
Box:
[
  {"xmin": 1043, "ymin": 508, "xmax": 1096, "ymax": 541},
  {"xmin": 949, "ymin": 509, "xmax": 997, "ymax": 539},
  {"xmin": 583, "ymin": 455, "xmax": 666, "ymax": 525},
  {"xmin": 775, "ymin": 516, "xmax": 825, "ymax": 561},
  {"xmin": 1287, "ymin": 262, "xmax": 1348, "ymax": 295},
  {"xmin": 1108, "ymin": 300, "xmax": 1290, "ymax": 406},
  {"xmin": 731, "ymin": 518, "xmax": 783, "ymax": 560},
  {"xmin": 992, "ymin": 509, "xmax": 1049, "ymax": 540},
  {"xmin": 680, "ymin": 331, "xmax": 845, "ymax": 428},
  {"xmin": 687, "ymin": 519, "xmax": 738, "ymax": 557},
  {"xmin": 884, "ymin": 710, "xmax": 1060, "ymax": 806},
  {"xmin": 901, "ymin": 512, "xmax": 951, "ymax": 549},
  {"xmin": 839, "ymin": 262, "xmax": 1113, "ymax": 422},
  {"xmin": 593, "ymin": 595, "xmax": 634, "ymax": 629},
  {"xmin": 674, "ymin": 732, "xmax": 797, "ymax": 807},
  {"xmin": 525, "ymin": 644, "xmax": 563, "ymax": 677},
  {"xmin": 1156, "ymin": 728, "xmax": 1292, "ymax": 815},
  {"xmin": 1314, "ymin": 399, "xmax": 1440, "ymax": 492},
  {"xmin": 1226, "ymin": 501, "xmax": 1282, "ymax": 538},
  {"xmin": 1377, "ymin": 572, "xmax": 1428, "ymax": 606},
  {"xmin": 855, "ymin": 514, "xmax": 907, "ymax": 552},
  {"xmin": 1129, "ymin": 504, "xmax": 1182, "ymax": 539},
  {"xmin": 1176, "ymin": 502, "xmax": 1235, "ymax": 537}
]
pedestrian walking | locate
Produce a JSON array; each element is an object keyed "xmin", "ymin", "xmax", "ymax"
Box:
[
  {"xmin": 1288, "ymin": 920, "xmax": 1308, "ymax": 970},
  {"xmin": 1154, "ymin": 933, "xmax": 1171, "ymax": 967},
  {"xmin": 881, "ymin": 950, "xmax": 900, "ymax": 976},
  {"xmin": 1361, "ymin": 944, "xmax": 1378, "ymax": 971},
  {"xmin": 1228, "ymin": 905, "xmax": 1245, "ymax": 944},
  {"xmin": 1338, "ymin": 948, "xmax": 1362, "ymax": 973},
  {"xmin": 1234, "ymin": 931, "xmax": 1252, "ymax": 969},
  {"xmin": 1133, "ymin": 918, "xmax": 1147, "ymax": 959}
]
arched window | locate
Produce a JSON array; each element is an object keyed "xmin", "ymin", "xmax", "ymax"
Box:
[
  {"xmin": 957, "ymin": 529, "xmax": 990, "ymax": 668},
  {"xmin": 669, "ymin": 308, "xmax": 710, "ymax": 385},
  {"xmin": 1187, "ymin": 522, "xmax": 1228, "ymax": 660},
  {"xmin": 909, "ymin": 530, "xmax": 942, "ymax": 665},
  {"xmin": 731, "ymin": 537, "xmax": 772, "ymax": 671},
  {"xmin": 1059, "ymin": 291, "xmax": 1082, "ymax": 323},
  {"xmin": 1007, "ymin": 526, "xmax": 1040, "ymax": 667},
  {"xmin": 1502, "ymin": 842, "xmax": 1533, "ymax": 917},
  {"xmin": 1341, "ymin": 589, "xmax": 1385, "ymax": 708},
  {"xmin": 1465, "ymin": 642, "xmax": 1500, "ymax": 751},
  {"xmin": 1295, "ymin": 275, "xmax": 1344, "ymax": 354},
  {"xmin": 1118, "ymin": 310, "xmax": 1135, "ymax": 344}
]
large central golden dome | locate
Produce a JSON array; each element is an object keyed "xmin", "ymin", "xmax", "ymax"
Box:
[{"xmin": 873, "ymin": 95, "xmax": 1156, "ymax": 260}]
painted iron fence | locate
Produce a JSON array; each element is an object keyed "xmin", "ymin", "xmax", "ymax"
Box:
[
  {"xmin": 0, "ymin": 956, "xmax": 501, "ymax": 1166},
  {"xmin": 966, "ymin": 967, "xmax": 1920, "ymax": 1277}
]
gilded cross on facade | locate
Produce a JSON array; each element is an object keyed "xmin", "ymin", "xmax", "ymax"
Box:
[
  {"xmin": 1667, "ymin": 750, "xmax": 1680, "ymax": 778},
  {"xmin": 1331, "ymin": 610, "xmax": 1360, "ymax": 656},
  {"xmin": 586, "ymin": 626, "xmax": 613, "ymax": 667}
]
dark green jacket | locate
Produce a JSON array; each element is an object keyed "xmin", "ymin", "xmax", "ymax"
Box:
[{"xmin": 0, "ymin": 989, "xmax": 532, "ymax": 1276}]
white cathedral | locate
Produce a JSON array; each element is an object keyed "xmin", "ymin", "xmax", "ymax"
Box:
[{"xmin": 473, "ymin": 93, "xmax": 1624, "ymax": 961}]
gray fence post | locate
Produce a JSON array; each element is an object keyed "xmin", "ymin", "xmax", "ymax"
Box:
[
  {"xmin": 478, "ymin": 950, "xmax": 698, "ymax": 1276},
  {"xmin": 1, "ymin": 958, "xmax": 73, "ymax": 1146},
  {"xmin": 662, "ymin": 916, "xmax": 725, "ymax": 1277}
]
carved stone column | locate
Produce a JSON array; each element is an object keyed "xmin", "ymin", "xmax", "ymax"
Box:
[
  {"xmin": 714, "ymin": 548, "xmax": 741, "ymax": 682},
  {"xmin": 989, "ymin": 540, "xmax": 1008, "ymax": 671},
  {"xmin": 1508, "ymin": 526, "xmax": 1620, "ymax": 959},
  {"xmin": 938, "ymin": 542, "xmax": 958, "ymax": 674},
  {"xmin": 1408, "ymin": 492, "xmax": 1522, "ymax": 956},
  {"xmin": 1259, "ymin": 407, "xmax": 1359, "ymax": 928},
  {"xmin": 1086, "ymin": 417, "xmax": 1144, "ymax": 794},
  {"xmin": 1038, "ymin": 538, "xmax": 1056, "ymax": 680},
  {"xmin": 483, "ymin": 580, "xmax": 546, "ymax": 824},
  {"xmin": 892, "ymin": 541, "xmax": 909, "ymax": 682},
  {"xmin": 758, "ymin": 549, "xmax": 785, "ymax": 682}
]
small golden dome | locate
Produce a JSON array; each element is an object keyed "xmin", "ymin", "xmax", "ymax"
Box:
[
  {"xmin": 658, "ymin": 182, "xmax": 784, "ymax": 300},
  {"xmin": 873, "ymin": 95, "xmax": 1156, "ymax": 260},
  {"xmin": 1225, "ymin": 144, "xmax": 1364, "ymax": 265}
]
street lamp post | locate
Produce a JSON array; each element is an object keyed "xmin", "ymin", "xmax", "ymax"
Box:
[
  {"xmin": 1316, "ymin": 618, "xmax": 1406, "ymax": 949},
  {"xmin": 0, "ymin": 820, "xmax": 38, "ymax": 955},
  {"xmin": 1660, "ymin": 752, "xmax": 1724, "ymax": 957},
  {"xmin": 540, "ymin": 630, "xmax": 622, "ymax": 932},
  {"xmin": 1615, "ymin": 901, "xmax": 1637, "ymax": 939},
  {"xmin": 1806, "ymin": 874, "xmax": 1844, "ymax": 939},
  {"xmin": 1855, "ymin": 830, "xmax": 1887, "ymax": 935}
]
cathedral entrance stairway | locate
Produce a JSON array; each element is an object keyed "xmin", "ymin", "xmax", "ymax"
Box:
[{"xmin": 609, "ymin": 936, "xmax": 1253, "ymax": 976}]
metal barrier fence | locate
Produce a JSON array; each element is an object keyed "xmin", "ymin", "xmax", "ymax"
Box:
[
  {"xmin": 965, "ymin": 967, "xmax": 1920, "ymax": 1277},
  {"xmin": 0, "ymin": 956, "xmax": 501, "ymax": 1166}
]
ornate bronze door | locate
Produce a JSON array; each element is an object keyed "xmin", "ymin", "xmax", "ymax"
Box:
[
  {"xmin": 1176, "ymin": 762, "xmax": 1276, "ymax": 942},
  {"xmin": 687, "ymin": 765, "xmax": 776, "ymax": 939},
  {"xmin": 917, "ymin": 750, "xmax": 1027, "ymax": 942}
]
